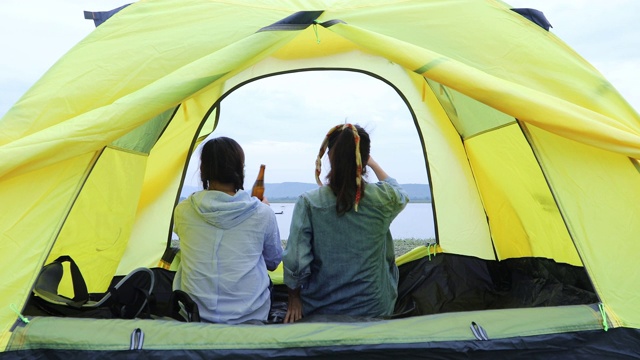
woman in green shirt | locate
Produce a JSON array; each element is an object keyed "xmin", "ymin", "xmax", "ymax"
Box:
[{"xmin": 283, "ymin": 124, "xmax": 409, "ymax": 323}]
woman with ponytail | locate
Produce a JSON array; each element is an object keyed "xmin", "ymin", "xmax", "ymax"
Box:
[
  {"xmin": 283, "ymin": 124, "xmax": 409, "ymax": 323},
  {"xmin": 172, "ymin": 137, "xmax": 282, "ymax": 324}
]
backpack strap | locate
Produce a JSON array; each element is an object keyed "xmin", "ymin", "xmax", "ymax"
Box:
[
  {"xmin": 108, "ymin": 267, "xmax": 155, "ymax": 319},
  {"xmin": 33, "ymin": 255, "xmax": 89, "ymax": 308},
  {"xmin": 169, "ymin": 290, "xmax": 200, "ymax": 322}
]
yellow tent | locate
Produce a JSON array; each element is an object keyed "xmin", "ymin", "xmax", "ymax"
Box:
[{"xmin": 1, "ymin": 0, "xmax": 639, "ymax": 356}]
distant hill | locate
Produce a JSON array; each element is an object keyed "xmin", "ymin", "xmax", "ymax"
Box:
[
  {"xmin": 261, "ymin": 182, "xmax": 317, "ymax": 201},
  {"xmin": 181, "ymin": 182, "xmax": 431, "ymax": 202},
  {"xmin": 400, "ymin": 183, "xmax": 432, "ymax": 202}
]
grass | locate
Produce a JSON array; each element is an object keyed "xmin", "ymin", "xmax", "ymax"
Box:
[
  {"xmin": 392, "ymin": 238, "xmax": 436, "ymax": 258},
  {"xmin": 173, "ymin": 238, "xmax": 434, "ymax": 258},
  {"xmin": 281, "ymin": 238, "xmax": 435, "ymax": 258}
]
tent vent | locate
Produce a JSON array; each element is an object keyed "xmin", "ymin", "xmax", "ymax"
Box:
[
  {"xmin": 511, "ymin": 8, "xmax": 552, "ymax": 31},
  {"xmin": 84, "ymin": 4, "xmax": 131, "ymax": 27},
  {"xmin": 259, "ymin": 10, "xmax": 324, "ymax": 31}
]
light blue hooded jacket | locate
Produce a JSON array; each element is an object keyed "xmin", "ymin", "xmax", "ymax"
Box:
[{"xmin": 172, "ymin": 189, "xmax": 282, "ymax": 324}]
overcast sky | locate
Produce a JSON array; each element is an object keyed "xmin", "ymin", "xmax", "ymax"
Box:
[{"xmin": 1, "ymin": 1, "xmax": 638, "ymax": 187}]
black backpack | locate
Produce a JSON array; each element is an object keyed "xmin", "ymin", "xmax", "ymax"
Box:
[{"xmin": 25, "ymin": 255, "xmax": 155, "ymax": 319}]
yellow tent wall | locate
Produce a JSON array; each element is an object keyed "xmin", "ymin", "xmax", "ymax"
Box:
[{"xmin": 1, "ymin": 0, "xmax": 639, "ymax": 348}]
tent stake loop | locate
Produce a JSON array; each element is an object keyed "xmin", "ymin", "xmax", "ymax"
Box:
[
  {"xmin": 598, "ymin": 303, "xmax": 609, "ymax": 331},
  {"xmin": 130, "ymin": 328, "xmax": 145, "ymax": 350}
]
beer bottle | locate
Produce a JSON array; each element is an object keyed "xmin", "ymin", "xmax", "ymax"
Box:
[{"xmin": 251, "ymin": 164, "xmax": 266, "ymax": 201}]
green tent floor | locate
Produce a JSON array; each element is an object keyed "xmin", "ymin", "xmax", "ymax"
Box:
[{"xmin": 9, "ymin": 305, "xmax": 604, "ymax": 352}]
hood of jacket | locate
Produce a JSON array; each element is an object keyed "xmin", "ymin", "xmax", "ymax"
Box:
[{"xmin": 188, "ymin": 189, "xmax": 260, "ymax": 230}]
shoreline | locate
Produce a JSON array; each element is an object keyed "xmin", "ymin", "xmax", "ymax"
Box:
[{"xmin": 171, "ymin": 238, "xmax": 435, "ymax": 259}]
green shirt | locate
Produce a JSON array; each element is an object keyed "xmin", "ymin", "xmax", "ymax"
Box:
[{"xmin": 283, "ymin": 178, "xmax": 409, "ymax": 318}]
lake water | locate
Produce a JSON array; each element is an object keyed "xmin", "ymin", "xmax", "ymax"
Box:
[{"xmin": 272, "ymin": 202, "xmax": 435, "ymax": 240}]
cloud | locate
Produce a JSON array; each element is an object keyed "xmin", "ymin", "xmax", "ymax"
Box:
[
  {"xmin": 244, "ymin": 140, "xmax": 319, "ymax": 183},
  {"xmin": 203, "ymin": 70, "xmax": 428, "ymax": 184},
  {"xmin": 0, "ymin": 0, "xmax": 128, "ymax": 117}
]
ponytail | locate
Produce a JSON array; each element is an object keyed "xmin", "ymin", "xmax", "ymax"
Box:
[{"xmin": 315, "ymin": 123, "xmax": 370, "ymax": 215}]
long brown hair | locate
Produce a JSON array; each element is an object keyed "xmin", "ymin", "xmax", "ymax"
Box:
[{"xmin": 326, "ymin": 124, "xmax": 370, "ymax": 215}]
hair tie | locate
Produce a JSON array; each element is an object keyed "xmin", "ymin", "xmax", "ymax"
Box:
[{"xmin": 315, "ymin": 123, "xmax": 363, "ymax": 211}]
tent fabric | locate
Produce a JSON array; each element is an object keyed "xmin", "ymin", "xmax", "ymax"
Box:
[
  {"xmin": 394, "ymin": 253, "xmax": 598, "ymax": 317},
  {"xmin": 6, "ymin": 327, "xmax": 640, "ymax": 359},
  {"xmin": 1, "ymin": 0, "xmax": 640, "ymax": 354},
  {"xmin": 10, "ymin": 303, "xmax": 640, "ymax": 358},
  {"xmin": 5, "ymin": 305, "xmax": 609, "ymax": 352}
]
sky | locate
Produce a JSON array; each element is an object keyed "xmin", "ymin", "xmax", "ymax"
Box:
[{"xmin": 1, "ymin": 1, "xmax": 639, "ymax": 187}]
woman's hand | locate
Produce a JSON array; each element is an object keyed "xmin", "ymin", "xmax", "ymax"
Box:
[
  {"xmin": 261, "ymin": 196, "xmax": 270, "ymax": 205},
  {"xmin": 367, "ymin": 156, "xmax": 390, "ymax": 181},
  {"xmin": 284, "ymin": 287, "xmax": 303, "ymax": 323}
]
